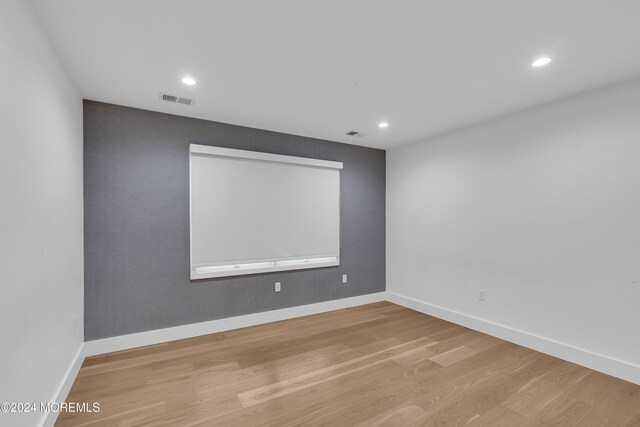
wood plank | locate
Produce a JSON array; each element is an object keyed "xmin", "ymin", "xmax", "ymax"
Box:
[{"xmin": 55, "ymin": 302, "xmax": 640, "ymax": 426}]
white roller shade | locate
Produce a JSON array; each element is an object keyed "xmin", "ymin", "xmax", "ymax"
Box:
[{"xmin": 189, "ymin": 144, "xmax": 341, "ymax": 279}]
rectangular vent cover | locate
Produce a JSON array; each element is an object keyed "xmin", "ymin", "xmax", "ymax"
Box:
[
  {"xmin": 161, "ymin": 93, "xmax": 194, "ymax": 106},
  {"xmin": 346, "ymin": 131, "xmax": 367, "ymax": 137}
]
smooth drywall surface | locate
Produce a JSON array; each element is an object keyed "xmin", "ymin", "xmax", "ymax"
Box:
[
  {"xmin": 0, "ymin": 1, "xmax": 84, "ymax": 426},
  {"xmin": 387, "ymin": 76, "xmax": 640, "ymax": 368},
  {"xmin": 84, "ymin": 101, "xmax": 385, "ymax": 340}
]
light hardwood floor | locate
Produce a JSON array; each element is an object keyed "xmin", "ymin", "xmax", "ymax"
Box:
[{"xmin": 57, "ymin": 302, "xmax": 640, "ymax": 426}]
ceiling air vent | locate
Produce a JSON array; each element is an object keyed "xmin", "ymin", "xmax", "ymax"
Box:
[
  {"xmin": 345, "ymin": 131, "xmax": 367, "ymax": 137},
  {"xmin": 160, "ymin": 93, "xmax": 194, "ymax": 106}
]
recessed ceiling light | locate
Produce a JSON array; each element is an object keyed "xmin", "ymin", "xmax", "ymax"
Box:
[
  {"xmin": 378, "ymin": 122, "xmax": 389, "ymax": 128},
  {"xmin": 531, "ymin": 57, "xmax": 551, "ymax": 67},
  {"xmin": 182, "ymin": 77, "xmax": 197, "ymax": 85}
]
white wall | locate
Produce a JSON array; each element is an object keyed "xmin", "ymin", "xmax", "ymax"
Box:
[
  {"xmin": 387, "ymin": 76, "xmax": 640, "ymax": 380},
  {"xmin": 0, "ymin": 1, "xmax": 83, "ymax": 426}
]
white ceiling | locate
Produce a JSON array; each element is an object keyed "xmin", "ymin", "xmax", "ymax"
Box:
[{"xmin": 32, "ymin": 0, "xmax": 640, "ymax": 149}]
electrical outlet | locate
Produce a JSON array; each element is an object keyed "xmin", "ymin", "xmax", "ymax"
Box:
[
  {"xmin": 342, "ymin": 274, "xmax": 348, "ymax": 284},
  {"xmin": 478, "ymin": 289, "xmax": 487, "ymax": 302},
  {"xmin": 274, "ymin": 282, "xmax": 281, "ymax": 293},
  {"xmin": 72, "ymin": 315, "xmax": 77, "ymax": 333}
]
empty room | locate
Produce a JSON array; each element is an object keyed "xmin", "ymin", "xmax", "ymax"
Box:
[{"xmin": 3, "ymin": 0, "xmax": 640, "ymax": 426}]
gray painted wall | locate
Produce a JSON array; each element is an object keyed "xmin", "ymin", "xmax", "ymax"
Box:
[{"xmin": 84, "ymin": 101, "xmax": 385, "ymax": 340}]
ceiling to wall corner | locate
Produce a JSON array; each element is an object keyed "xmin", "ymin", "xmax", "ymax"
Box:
[{"xmin": 32, "ymin": 0, "xmax": 640, "ymax": 149}]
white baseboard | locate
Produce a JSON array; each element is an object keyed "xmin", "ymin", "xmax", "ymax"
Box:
[
  {"xmin": 84, "ymin": 292, "xmax": 386, "ymax": 357},
  {"xmin": 40, "ymin": 343, "xmax": 85, "ymax": 427},
  {"xmin": 386, "ymin": 291, "xmax": 640, "ymax": 385}
]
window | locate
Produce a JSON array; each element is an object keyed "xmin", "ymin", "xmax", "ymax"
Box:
[{"xmin": 189, "ymin": 144, "xmax": 342, "ymax": 279}]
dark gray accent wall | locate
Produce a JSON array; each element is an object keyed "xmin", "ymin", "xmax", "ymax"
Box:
[{"xmin": 84, "ymin": 100, "xmax": 386, "ymax": 341}]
